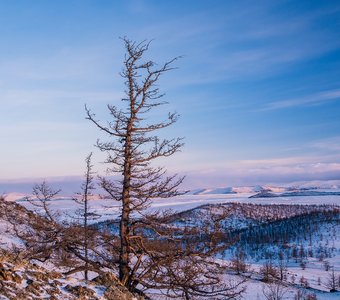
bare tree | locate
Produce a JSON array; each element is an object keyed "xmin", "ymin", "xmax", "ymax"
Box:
[
  {"xmin": 86, "ymin": 37, "xmax": 184, "ymax": 288},
  {"xmin": 2, "ymin": 181, "xmax": 111, "ymax": 278},
  {"xmin": 326, "ymin": 267, "xmax": 338, "ymax": 292},
  {"xmin": 299, "ymin": 276, "xmax": 309, "ymax": 288},
  {"xmin": 278, "ymin": 251, "xmax": 287, "ymax": 281},
  {"xmin": 230, "ymin": 247, "xmax": 249, "ymax": 274},
  {"xmin": 4, "ymin": 182, "xmax": 64, "ymax": 262},
  {"xmin": 73, "ymin": 152, "xmax": 99, "ymax": 281},
  {"xmin": 29, "ymin": 180, "xmax": 61, "ymax": 221},
  {"xmin": 294, "ymin": 290, "xmax": 317, "ymax": 300},
  {"xmin": 262, "ymin": 282, "xmax": 287, "ymax": 300},
  {"xmin": 85, "ymin": 38, "xmax": 245, "ymax": 298},
  {"xmin": 260, "ymin": 260, "xmax": 279, "ymax": 283}
]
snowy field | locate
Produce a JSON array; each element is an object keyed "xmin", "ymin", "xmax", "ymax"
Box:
[
  {"xmin": 149, "ymin": 193, "xmax": 340, "ymax": 211},
  {"xmin": 11, "ymin": 192, "xmax": 340, "ymax": 224}
]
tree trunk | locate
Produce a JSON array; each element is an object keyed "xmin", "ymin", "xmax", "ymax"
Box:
[{"xmin": 119, "ymin": 119, "xmax": 133, "ymax": 286}]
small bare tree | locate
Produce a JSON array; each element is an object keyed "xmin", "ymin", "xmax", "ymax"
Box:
[
  {"xmin": 260, "ymin": 260, "xmax": 279, "ymax": 283},
  {"xmin": 29, "ymin": 180, "xmax": 61, "ymax": 221},
  {"xmin": 230, "ymin": 247, "xmax": 248, "ymax": 274},
  {"xmin": 73, "ymin": 152, "xmax": 98, "ymax": 281},
  {"xmin": 2, "ymin": 180, "xmax": 110, "ymax": 278},
  {"xmin": 3, "ymin": 182, "xmax": 64, "ymax": 262},
  {"xmin": 262, "ymin": 282, "xmax": 287, "ymax": 300},
  {"xmin": 278, "ymin": 251, "xmax": 287, "ymax": 281},
  {"xmin": 326, "ymin": 267, "xmax": 338, "ymax": 292},
  {"xmin": 294, "ymin": 290, "xmax": 317, "ymax": 300},
  {"xmin": 299, "ymin": 276, "xmax": 309, "ymax": 288}
]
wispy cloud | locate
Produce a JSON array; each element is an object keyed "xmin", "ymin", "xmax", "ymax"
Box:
[
  {"xmin": 128, "ymin": 2, "xmax": 340, "ymax": 88},
  {"xmin": 261, "ymin": 89, "xmax": 340, "ymax": 110},
  {"xmin": 0, "ymin": 89, "xmax": 123, "ymax": 107},
  {"xmin": 310, "ymin": 136, "xmax": 340, "ymax": 152},
  {"xmin": 180, "ymin": 155, "xmax": 340, "ymax": 188}
]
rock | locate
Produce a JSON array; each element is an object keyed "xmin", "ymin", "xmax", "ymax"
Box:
[
  {"xmin": 0, "ymin": 268, "xmax": 15, "ymax": 281},
  {"xmin": 49, "ymin": 270, "xmax": 63, "ymax": 279},
  {"xmin": 27, "ymin": 270, "xmax": 49, "ymax": 282},
  {"xmin": 26, "ymin": 281, "xmax": 42, "ymax": 295},
  {"xmin": 12, "ymin": 273, "xmax": 22, "ymax": 284},
  {"xmin": 103, "ymin": 284, "xmax": 144, "ymax": 300},
  {"xmin": 65, "ymin": 284, "xmax": 97, "ymax": 299},
  {"xmin": 92, "ymin": 272, "xmax": 119, "ymax": 287}
]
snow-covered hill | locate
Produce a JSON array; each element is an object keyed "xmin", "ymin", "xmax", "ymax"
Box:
[
  {"xmin": 191, "ymin": 186, "xmax": 265, "ymax": 195},
  {"xmin": 190, "ymin": 180, "xmax": 340, "ymax": 198}
]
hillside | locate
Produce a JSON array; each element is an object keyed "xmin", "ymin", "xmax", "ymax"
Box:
[
  {"xmin": 0, "ymin": 249, "xmax": 143, "ymax": 300},
  {"xmin": 0, "ymin": 199, "xmax": 143, "ymax": 300}
]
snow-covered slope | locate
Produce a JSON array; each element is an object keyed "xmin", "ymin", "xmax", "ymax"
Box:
[
  {"xmin": 190, "ymin": 186, "xmax": 265, "ymax": 195},
  {"xmin": 284, "ymin": 180, "xmax": 340, "ymax": 190},
  {"xmin": 251, "ymin": 190, "xmax": 340, "ymax": 198}
]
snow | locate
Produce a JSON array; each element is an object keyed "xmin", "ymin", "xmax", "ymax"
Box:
[
  {"xmin": 240, "ymin": 279, "xmax": 340, "ymax": 299},
  {"xmin": 1, "ymin": 180, "xmax": 340, "ymax": 299},
  {"xmin": 283, "ymin": 180, "xmax": 340, "ymax": 190},
  {"xmin": 2, "ymin": 192, "xmax": 27, "ymax": 202},
  {"xmin": 8, "ymin": 191, "xmax": 340, "ymax": 226},
  {"xmin": 150, "ymin": 193, "xmax": 340, "ymax": 212}
]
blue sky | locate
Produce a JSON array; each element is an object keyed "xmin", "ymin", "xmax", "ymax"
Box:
[{"xmin": 1, "ymin": 0, "xmax": 340, "ymax": 189}]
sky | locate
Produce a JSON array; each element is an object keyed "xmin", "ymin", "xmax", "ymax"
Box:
[{"xmin": 1, "ymin": 0, "xmax": 340, "ymax": 191}]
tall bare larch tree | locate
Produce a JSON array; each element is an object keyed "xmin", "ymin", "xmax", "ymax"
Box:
[
  {"xmin": 86, "ymin": 38, "xmax": 184, "ymax": 287},
  {"xmin": 85, "ymin": 38, "xmax": 246, "ymax": 299}
]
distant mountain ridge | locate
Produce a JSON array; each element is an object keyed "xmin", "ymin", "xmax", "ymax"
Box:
[
  {"xmin": 3, "ymin": 180, "xmax": 340, "ymax": 201},
  {"xmin": 250, "ymin": 190, "xmax": 340, "ymax": 198},
  {"xmin": 190, "ymin": 180, "xmax": 340, "ymax": 196}
]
